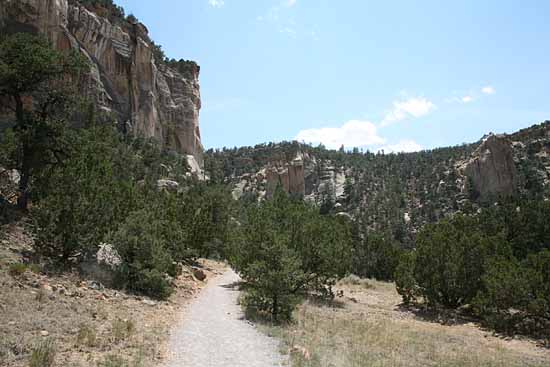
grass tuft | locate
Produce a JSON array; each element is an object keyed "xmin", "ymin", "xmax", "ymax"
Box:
[
  {"xmin": 8, "ymin": 263, "xmax": 27, "ymax": 277},
  {"xmin": 111, "ymin": 318, "xmax": 135, "ymax": 344},
  {"xmin": 29, "ymin": 338, "xmax": 56, "ymax": 367}
]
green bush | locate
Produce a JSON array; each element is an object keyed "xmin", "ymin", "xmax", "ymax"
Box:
[
  {"xmin": 32, "ymin": 125, "xmax": 139, "ymax": 264},
  {"xmin": 411, "ymin": 215, "xmax": 507, "ymax": 307},
  {"xmin": 474, "ymin": 250, "xmax": 550, "ymax": 337},
  {"xmin": 8, "ymin": 263, "xmax": 27, "ymax": 277},
  {"xmin": 395, "ymin": 251, "xmax": 417, "ymax": 305},
  {"xmin": 111, "ymin": 209, "xmax": 179, "ymax": 300},
  {"xmin": 229, "ymin": 189, "xmax": 352, "ymax": 321},
  {"xmin": 352, "ymin": 232, "xmax": 401, "ymax": 281}
]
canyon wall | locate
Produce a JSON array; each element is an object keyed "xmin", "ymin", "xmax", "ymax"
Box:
[{"xmin": 1, "ymin": 0, "xmax": 203, "ymax": 169}]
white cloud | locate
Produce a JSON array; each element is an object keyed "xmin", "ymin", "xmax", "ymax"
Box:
[
  {"xmin": 382, "ymin": 97, "xmax": 436, "ymax": 126},
  {"xmin": 379, "ymin": 140, "xmax": 424, "ymax": 153},
  {"xmin": 461, "ymin": 95, "xmax": 474, "ymax": 103},
  {"xmin": 285, "ymin": 0, "xmax": 297, "ymax": 7},
  {"xmin": 481, "ymin": 85, "xmax": 496, "ymax": 95},
  {"xmin": 208, "ymin": 0, "xmax": 224, "ymax": 8},
  {"xmin": 279, "ymin": 27, "xmax": 296, "ymax": 38},
  {"xmin": 295, "ymin": 120, "xmax": 386, "ymax": 150}
]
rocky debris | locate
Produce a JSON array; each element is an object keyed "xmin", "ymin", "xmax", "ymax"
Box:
[
  {"xmin": 461, "ymin": 134, "xmax": 518, "ymax": 198},
  {"xmin": 40, "ymin": 330, "xmax": 49, "ymax": 337},
  {"xmin": 1, "ymin": 0, "xmax": 204, "ymax": 167}
]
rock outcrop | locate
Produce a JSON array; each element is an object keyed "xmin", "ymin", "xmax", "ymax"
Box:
[
  {"xmin": 1, "ymin": 0, "xmax": 203, "ymax": 166},
  {"xmin": 461, "ymin": 134, "xmax": 518, "ymax": 198},
  {"xmin": 231, "ymin": 151, "xmax": 347, "ymax": 205}
]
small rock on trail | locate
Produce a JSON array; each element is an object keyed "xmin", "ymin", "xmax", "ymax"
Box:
[{"xmin": 164, "ymin": 270, "xmax": 286, "ymax": 367}]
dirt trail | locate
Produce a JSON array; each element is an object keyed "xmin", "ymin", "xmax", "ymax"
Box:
[{"xmin": 164, "ymin": 269, "xmax": 286, "ymax": 367}]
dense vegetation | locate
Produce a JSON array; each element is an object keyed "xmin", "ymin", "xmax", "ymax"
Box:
[
  {"xmin": 0, "ymin": 33, "xmax": 232, "ymax": 300},
  {"xmin": 206, "ymin": 126, "xmax": 550, "ymax": 335},
  {"xmin": 395, "ymin": 200, "xmax": 550, "ymax": 338},
  {"xmin": 1, "ymin": 23, "xmax": 549, "ymax": 342},
  {"xmin": 228, "ymin": 188, "xmax": 352, "ymax": 321}
]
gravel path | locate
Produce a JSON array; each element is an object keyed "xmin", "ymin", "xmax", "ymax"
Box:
[{"xmin": 164, "ymin": 269, "xmax": 287, "ymax": 367}]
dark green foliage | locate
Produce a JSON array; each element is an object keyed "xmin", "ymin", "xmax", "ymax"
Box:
[
  {"xmin": 228, "ymin": 189, "xmax": 352, "ymax": 321},
  {"xmin": 111, "ymin": 209, "xmax": 178, "ymax": 300},
  {"xmin": 32, "ymin": 125, "xmax": 139, "ymax": 263},
  {"xmin": 395, "ymin": 198, "xmax": 550, "ymax": 338},
  {"xmin": 0, "ymin": 32, "xmax": 85, "ymax": 209},
  {"xmin": 474, "ymin": 251, "xmax": 550, "ymax": 337},
  {"xmin": 352, "ymin": 232, "xmax": 402, "ymax": 281},
  {"xmin": 412, "ymin": 215, "xmax": 507, "ymax": 308},
  {"xmin": 168, "ymin": 184, "xmax": 234, "ymax": 259},
  {"xmin": 394, "ymin": 251, "xmax": 417, "ymax": 305}
]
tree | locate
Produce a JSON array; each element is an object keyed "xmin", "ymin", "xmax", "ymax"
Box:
[
  {"xmin": 0, "ymin": 33, "xmax": 84, "ymax": 209},
  {"xmin": 405, "ymin": 215, "xmax": 508, "ymax": 308},
  {"xmin": 228, "ymin": 189, "xmax": 352, "ymax": 321}
]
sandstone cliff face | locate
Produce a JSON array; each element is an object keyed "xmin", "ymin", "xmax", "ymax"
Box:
[
  {"xmin": 232, "ymin": 151, "xmax": 347, "ymax": 205},
  {"xmin": 1, "ymin": 0, "xmax": 203, "ymax": 168},
  {"xmin": 461, "ymin": 134, "xmax": 518, "ymax": 198}
]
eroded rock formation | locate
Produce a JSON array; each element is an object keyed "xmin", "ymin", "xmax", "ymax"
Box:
[
  {"xmin": 1, "ymin": 0, "xmax": 203, "ymax": 168},
  {"xmin": 461, "ymin": 134, "xmax": 518, "ymax": 198}
]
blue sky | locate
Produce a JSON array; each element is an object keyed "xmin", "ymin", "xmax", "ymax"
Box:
[{"xmin": 117, "ymin": 0, "xmax": 550, "ymax": 152}]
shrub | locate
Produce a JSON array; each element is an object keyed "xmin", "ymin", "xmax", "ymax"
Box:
[
  {"xmin": 32, "ymin": 125, "xmax": 139, "ymax": 265},
  {"xmin": 352, "ymin": 232, "xmax": 402, "ymax": 281},
  {"xmin": 395, "ymin": 251, "xmax": 418, "ymax": 305},
  {"xmin": 412, "ymin": 215, "xmax": 507, "ymax": 307},
  {"xmin": 474, "ymin": 250, "xmax": 550, "ymax": 337},
  {"xmin": 111, "ymin": 209, "xmax": 179, "ymax": 300},
  {"xmin": 111, "ymin": 318, "xmax": 134, "ymax": 343},
  {"xmin": 29, "ymin": 339, "xmax": 56, "ymax": 367},
  {"xmin": 8, "ymin": 263, "xmax": 27, "ymax": 277},
  {"xmin": 229, "ymin": 189, "xmax": 352, "ymax": 321},
  {"xmin": 76, "ymin": 324, "xmax": 98, "ymax": 348}
]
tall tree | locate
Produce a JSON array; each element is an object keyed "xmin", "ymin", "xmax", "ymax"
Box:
[{"xmin": 0, "ymin": 32, "xmax": 84, "ymax": 209}]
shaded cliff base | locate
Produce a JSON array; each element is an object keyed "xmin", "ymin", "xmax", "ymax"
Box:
[{"xmin": 0, "ymin": 222, "xmax": 225, "ymax": 367}]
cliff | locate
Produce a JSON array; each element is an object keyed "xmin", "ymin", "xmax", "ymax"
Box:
[
  {"xmin": 460, "ymin": 134, "xmax": 519, "ymax": 199},
  {"xmin": 0, "ymin": 0, "xmax": 204, "ymax": 169}
]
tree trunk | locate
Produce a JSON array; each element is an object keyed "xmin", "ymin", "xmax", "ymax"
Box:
[
  {"xmin": 17, "ymin": 158, "xmax": 30, "ymax": 210},
  {"xmin": 14, "ymin": 94, "xmax": 30, "ymax": 210}
]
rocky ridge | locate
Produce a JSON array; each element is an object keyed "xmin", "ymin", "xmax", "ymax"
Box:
[
  {"xmin": 217, "ymin": 122, "xmax": 550, "ymax": 234},
  {"xmin": 0, "ymin": 0, "xmax": 204, "ymax": 171}
]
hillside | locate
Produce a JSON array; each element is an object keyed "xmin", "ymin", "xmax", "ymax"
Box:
[{"xmin": 206, "ymin": 120, "xmax": 550, "ymax": 246}]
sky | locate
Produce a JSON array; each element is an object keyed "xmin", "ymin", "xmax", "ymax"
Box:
[{"xmin": 116, "ymin": 0, "xmax": 550, "ymax": 152}]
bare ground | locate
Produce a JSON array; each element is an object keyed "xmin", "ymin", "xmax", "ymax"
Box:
[
  {"xmin": 0, "ymin": 222, "xmax": 226, "ymax": 367},
  {"xmin": 164, "ymin": 269, "xmax": 287, "ymax": 367}
]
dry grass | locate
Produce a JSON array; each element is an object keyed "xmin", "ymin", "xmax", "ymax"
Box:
[
  {"xmin": 0, "ymin": 222, "xmax": 227, "ymax": 367},
  {"xmin": 262, "ymin": 279, "xmax": 550, "ymax": 367}
]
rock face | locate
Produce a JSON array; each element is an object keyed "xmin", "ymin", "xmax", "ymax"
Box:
[
  {"xmin": 266, "ymin": 154, "xmax": 306, "ymax": 198},
  {"xmin": 231, "ymin": 151, "xmax": 347, "ymax": 205},
  {"xmin": 1, "ymin": 0, "xmax": 203, "ymax": 166},
  {"xmin": 462, "ymin": 134, "xmax": 518, "ymax": 198}
]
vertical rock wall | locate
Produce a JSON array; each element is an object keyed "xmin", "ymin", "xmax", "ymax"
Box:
[{"xmin": 1, "ymin": 0, "xmax": 203, "ymax": 167}]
